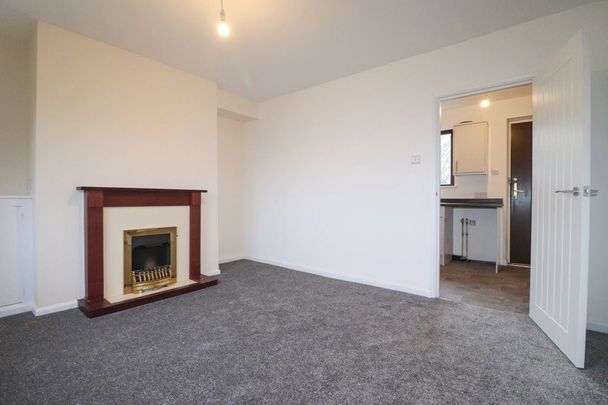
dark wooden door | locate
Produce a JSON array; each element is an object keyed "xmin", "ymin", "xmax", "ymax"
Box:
[{"xmin": 509, "ymin": 121, "xmax": 533, "ymax": 264}]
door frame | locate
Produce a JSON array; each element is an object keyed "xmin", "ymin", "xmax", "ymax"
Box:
[
  {"xmin": 433, "ymin": 77, "xmax": 533, "ymax": 298},
  {"xmin": 506, "ymin": 116, "xmax": 533, "ymax": 266}
]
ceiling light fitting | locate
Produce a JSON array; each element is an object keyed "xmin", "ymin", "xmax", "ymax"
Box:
[{"xmin": 217, "ymin": 0, "xmax": 230, "ymax": 37}]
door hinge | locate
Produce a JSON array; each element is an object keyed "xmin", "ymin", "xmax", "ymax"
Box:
[{"xmin": 583, "ymin": 186, "xmax": 599, "ymax": 197}]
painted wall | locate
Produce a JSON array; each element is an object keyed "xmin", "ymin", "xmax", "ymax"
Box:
[
  {"xmin": 33, "ymin": 22, "xmax": 219, "ymax": 310},
  {"xmin": 0, "ymin": 36, "xmax": 34, "ymax": 196},
  {"xmin": 441, "ymin": 95, "xmax": 532, "ymax": 262},
  {"xmin": 243, "ymin": 2, "xmax": 608, "ymax": 306},
  {"xmin": 218, "ymin": 116, "xmax": 246, "ymax": 262},
  {"xmin": 450, "ymin": 208, "xmax": 498, "ymax": 263},
  {"xmin": 588, "ymin": 69, "xmax": 608, "ymax": 333},
  {"xmin": 218, "ymin": 90, "xmax": 258, "ymax": 122}
]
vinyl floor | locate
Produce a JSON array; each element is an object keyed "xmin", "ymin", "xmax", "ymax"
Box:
[{"xmin": 440, "ymin": 260, "xmax": 530, "ymax": 314}]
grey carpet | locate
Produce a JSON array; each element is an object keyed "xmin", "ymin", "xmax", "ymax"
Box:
[{"xmin": 1, "ymin": 260, "xmax": 606, "ymax": 404}]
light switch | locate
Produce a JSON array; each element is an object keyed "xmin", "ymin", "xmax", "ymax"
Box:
[{"xmin": 411, "ymin": 154, "xmax": 421, "ymax": 164}]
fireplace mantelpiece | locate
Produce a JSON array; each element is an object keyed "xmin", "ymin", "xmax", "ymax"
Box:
[{"xmin": 76, "ymin": 186, "xmax": 217, "ymax": 317}]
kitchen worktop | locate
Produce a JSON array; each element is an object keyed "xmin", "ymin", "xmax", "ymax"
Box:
[{"xmin": 440, "ymin": 198, "xmax": 503, "ymax": 209}]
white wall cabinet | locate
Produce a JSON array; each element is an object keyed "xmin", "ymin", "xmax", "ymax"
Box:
[
  {"xmin": 453, "ymin": 121, "xmax": 488, "ymax": 175},
  {"xmin": 0, "ymin": 199, "xmax": 22, "ymax": 307},
  {"xmin": 0, "ymin": 197, "xmax": 32, "ymax": 316}
]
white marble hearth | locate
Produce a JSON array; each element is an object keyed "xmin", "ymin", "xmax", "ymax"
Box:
[{"xmin": 105, "ymin": 279, "xmax": 197, "ymax": 303}]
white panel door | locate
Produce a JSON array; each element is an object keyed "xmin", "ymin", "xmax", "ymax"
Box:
[
  {"xmin": 0, "ymin": 199, "xmax": 22, "ymax": 307},
  {"xmin": 530, "ymin": 31, "xmax": 590, "ymax": 368}
]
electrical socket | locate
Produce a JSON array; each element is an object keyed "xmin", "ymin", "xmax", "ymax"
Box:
[{"xmin": 468, "ymin": 219, "xmax": 476, "ymax": 226}]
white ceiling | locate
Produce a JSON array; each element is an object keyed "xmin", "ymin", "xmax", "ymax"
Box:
[{"xmin": 0, "ymin": 0, "xmax": 594, "ymax": 101}]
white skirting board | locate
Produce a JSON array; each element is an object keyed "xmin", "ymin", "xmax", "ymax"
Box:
[
  {"xmin": 219, "ymin": 256, "xmax": 247, "ymax": 264},
  {"xmin": 244, "ymin": 256, "xmax": 434, "ymax": 298},
  {"xmin": 203, "ymin": 268, "xmax": 222, "ymax": 276},
  {"xmin": 587, "ymin": 321, "xmax": 608, "ymax": 334},
  {"xmin": 31, "ymin": 268, "xmax": 220, "ymax": 316},
  {"xmin": 34, "ymin": 300, "xmax": 78, "ymax": 316},
  {"xmin": 0, "ymin": 302, "xmax": 32, "ymax": 318}
]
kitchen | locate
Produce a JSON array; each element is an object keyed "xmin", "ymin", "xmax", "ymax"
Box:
[{"xmin": 438, "ymin": 85, "xmax": 532, "ymax": 314}]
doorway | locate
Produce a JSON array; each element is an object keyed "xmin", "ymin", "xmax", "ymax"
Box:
[
  {"xmin": 434, "ymin": 32, "xmax": 593, "ymax": 369},
  {"xmin": 437, "ymin": 84, "xmax": 533, "ymax": 314}
]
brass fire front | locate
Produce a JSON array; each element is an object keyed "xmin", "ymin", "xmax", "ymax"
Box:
[{"xmin": 123, "ymin": 227, "xmax": 177, "ymax": 294}]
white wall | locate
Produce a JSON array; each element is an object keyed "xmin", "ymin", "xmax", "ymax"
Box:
[
  {"xmin": 218, "ymin": 90, "xmax": 258, "ymax": 122},
  {"xmin": 588, "ymin": 69, "xmax": 608, "ymax": 333},
  {"xmin": 441, "ymin": 95, "xmax": 532, "ymax": 261},
  {"xmin": 450, "ymin": 208, "xmax": 498, "ymax": 262},
  {"xmin": 33, "ymin": 22, "xmax": 219, "ymax": 310},
  {"xmin": 218, "ymin": 116, "xmax": 246, "ymax": 262},
  {"xmin": 0, "ymin": 36, "xmax": 34, "ymax": 196},
  {"xmin": 243, "ymin": 3, "xmax": 608, "ymax": 303}
]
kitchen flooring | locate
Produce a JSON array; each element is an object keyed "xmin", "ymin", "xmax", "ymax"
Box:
[{"xmin": 440, "ymin": 260, "xmax": 530, "ymax": 314}]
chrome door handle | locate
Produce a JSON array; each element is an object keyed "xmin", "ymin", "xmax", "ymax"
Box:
[
  {"xmin": 555, "ymin": 187, "xmax": 580, "ymax": 197},
  {"xmin": 513, "ymin": 189, "xmax": 525, "ymax": 200},
  {"xmin": 511, "ymin": 177, "xmax": 525, "ymax": 200}
]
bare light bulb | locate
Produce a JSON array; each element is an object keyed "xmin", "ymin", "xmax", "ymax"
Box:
[
  {"xmin": 480, "ymin": 98, "xmax": 490, "ymax": 108},
  {"xmin": 217, "ymin": 3, "xmax": 230, "ymax": 37},
  {"xmin": 217, "ymin": 20, "xmax": 230, "ymax": 37}
]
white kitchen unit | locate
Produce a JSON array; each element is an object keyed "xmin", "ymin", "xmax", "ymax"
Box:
[
  {"xmin": 453, "ymin": 121, "xmax": 488, "ymax": 175},
  {"xmin": 0, "ymin": 197, "xmax": 33, "ymax": 317}
]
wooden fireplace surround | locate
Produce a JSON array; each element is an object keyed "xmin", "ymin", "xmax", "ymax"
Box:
[{"xmin": 76, "ymin": 186, "xmax": 217, "ymax": 317}]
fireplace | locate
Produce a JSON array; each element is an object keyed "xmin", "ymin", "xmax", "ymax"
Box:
[
  {"xmin": 124, "ymin": 227, "xmax": 177, "ymax": 294},
  {"xmin": 77, "ymin": 186, "xmax": 217, "ymax": 318}
]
